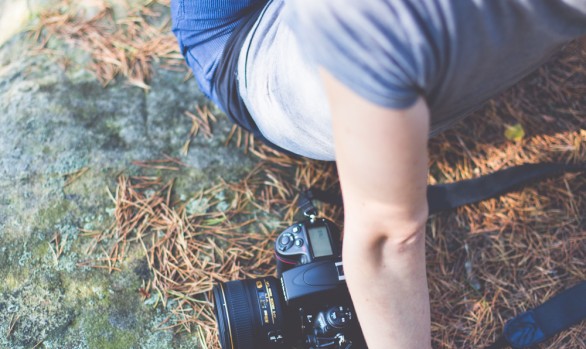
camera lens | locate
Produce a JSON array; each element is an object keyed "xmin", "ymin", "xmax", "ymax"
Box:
[{"xmin": 212, "ymin": 277, "xmax": 289, "ymax": 349}]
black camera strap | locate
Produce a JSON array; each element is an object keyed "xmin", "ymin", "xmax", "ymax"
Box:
[
  {"xmin": 485, "ymin": 281, "xmax": 586, "ymax": 349},
  {"xmin": 301, "ymin": 162, "xmax": 586, "ymax": 349},
  {"xmin": 302, "ymin": 162, "xmax": 585, "ymax": 216},
  {"xmin": 426, "ymin": 162, "xmax": 585, "ymax": 215},
  {"xmin": 298, "ymin": 187, "xmax": 342, "ymax": 218}
]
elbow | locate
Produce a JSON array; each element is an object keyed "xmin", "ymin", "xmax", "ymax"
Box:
[
  {"xmin": 345, "ymin": 204, "xmax": 428, "ymax": 248},
  {"xmin": 343, "ymin": 217, "xmax": 427, "ymax": 270},
  {"xmin": 385, "ymin": 217, "xmax": 427, "ymax": 249}
]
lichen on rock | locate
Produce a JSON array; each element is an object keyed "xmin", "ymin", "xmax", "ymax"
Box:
[{"xmin": 0, "ymin": 9, "xmax": 255, "ymax": 347}]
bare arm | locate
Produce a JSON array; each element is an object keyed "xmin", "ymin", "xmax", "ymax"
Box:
[{"xmin": 321, "ymin": 70, "xmax": 432, "ymax": 349}]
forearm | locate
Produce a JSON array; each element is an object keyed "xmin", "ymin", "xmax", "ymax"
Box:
[
  {"xmin": 320, "ymin": 68, "xmax": 432, "ymax": 348},
  {"xmin": 343, "ymin": 213, "xmax": 431, "ymax": 349}
]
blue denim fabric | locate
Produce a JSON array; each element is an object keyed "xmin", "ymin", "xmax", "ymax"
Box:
[{"xmin": 171, "ymin": 0, "xmax": 267, "ymax": 105}]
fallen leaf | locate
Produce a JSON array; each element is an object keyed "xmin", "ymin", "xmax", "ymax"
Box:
[{"xmin": 504, "ymin": 123, "xmax": 525, "ymax": 142}]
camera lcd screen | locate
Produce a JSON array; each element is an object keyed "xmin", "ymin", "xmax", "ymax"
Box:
[{"xmin": 308, "ymin": 226, "xmax": 333, "ymax": 258}]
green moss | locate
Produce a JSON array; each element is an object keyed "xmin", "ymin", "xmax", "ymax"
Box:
[
  {"xmin": 0, "ymin": 242, "xmax": 32, "ymax": 292},
  {"xmin": 60, "ymin": 269, "xmax": 111, "ymax": 309},
  {"xmin": 34, "ymin": 199, "xmax": 70, "ymax": 230},
  {"xmin": 32, "ymin": 241, "xmax": 50, "ymax": 259},
  {"xmin": 1, "ymin": 271, "xmax": 27, "ymax": 291},
  {"xmin": 82, "ymin": 312, "xmax": 141, "ymax": 349},
  {"xmin": 83, "ymin": 282, "xmax": 145, "ymax": 348}
]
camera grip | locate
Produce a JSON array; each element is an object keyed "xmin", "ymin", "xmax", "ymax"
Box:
[{"xmin": 280, "ymin": 260, "xmax": 346, "ymax": 303}]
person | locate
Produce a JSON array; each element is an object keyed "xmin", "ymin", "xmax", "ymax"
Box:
[{"xmin": 171, "ymin": 1, "xmax": 586, "ymax": 348}]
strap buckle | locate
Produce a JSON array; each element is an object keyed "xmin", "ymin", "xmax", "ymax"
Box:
[{"xmin": 299, "ymin": 189, "xmax": 318, "ymax": 222}]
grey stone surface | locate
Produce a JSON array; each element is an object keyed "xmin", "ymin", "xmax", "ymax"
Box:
[{"xmin": 0, "ymin": 30, "xmax": 255, "ymax": 348}]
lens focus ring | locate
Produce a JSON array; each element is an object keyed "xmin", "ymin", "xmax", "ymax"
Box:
[{"xmin": 225, "ymin": 281, "xmax": 255, "ymax": 349}]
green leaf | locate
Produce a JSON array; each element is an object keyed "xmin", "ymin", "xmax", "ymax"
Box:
[{"xmin": 504, "ymin": 123, "xmax": 525, "ymax": 142}]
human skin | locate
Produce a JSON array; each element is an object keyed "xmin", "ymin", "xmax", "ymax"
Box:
[{"xmin": 321, "ymin": 69, "xmax": 432, "ymax": 349}]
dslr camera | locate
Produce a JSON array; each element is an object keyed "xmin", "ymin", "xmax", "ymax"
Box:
[{"xmin": 212, "ymin": 209, "xmax": 367, "ymax": 349}]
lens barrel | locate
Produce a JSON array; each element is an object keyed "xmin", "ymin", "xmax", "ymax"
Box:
[{"xmin": 213, "ymin": 277, "xmax": 289, "ymax": 349}]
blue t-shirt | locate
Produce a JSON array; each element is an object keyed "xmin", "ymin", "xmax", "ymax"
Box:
[
  {"xmin": 284, "ymin": 0, "xmax": 586, "ymax": 130},
  {"xmin": 237, "ymin": 0, "xmax": 586, "ymax": 160},
  {"xmin": 173, "ymin": 0, "xmax": 586, "ymax": 160},
  {"xmin": 170, "ymin": 0, "xmax": 267, "ymax": 105}
]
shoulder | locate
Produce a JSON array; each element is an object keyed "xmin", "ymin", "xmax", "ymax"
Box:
[{"xmin": 283, "ymin": 0, "xmax": 453, "ymax": 109}]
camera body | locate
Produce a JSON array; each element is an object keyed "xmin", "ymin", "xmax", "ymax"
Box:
[
  {"xmin": 212, "ymin": 217, "xmax": 367, "ymax": 349},
  {"xmin": 277, "ymin": 218, "xmax": 363, "ymax": 348}
]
